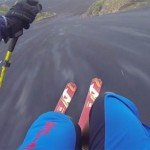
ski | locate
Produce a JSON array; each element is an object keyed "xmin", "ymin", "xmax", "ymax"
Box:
[
  {"xmin": 78, "ymin": 78, "xmax": 102, "ymax": 130},
  {"xmin": 54, "ymin": 82, "xmax": 77, "ymax": 113}
]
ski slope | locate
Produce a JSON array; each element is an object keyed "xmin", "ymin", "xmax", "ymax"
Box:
[{"xmin": 0, "ymin": 1, "xmax": 150, "ymax": 149}]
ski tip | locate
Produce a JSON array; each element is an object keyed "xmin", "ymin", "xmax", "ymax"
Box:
[
  {"xmin": 54, "ymin": 82, "xmax": 77, "ymax": 114},
  {"xmin": 67, "ymin": 82, "xmax": 77, "ymax": 92},
  {"xmin": 92, "ymin": 78, "xmax": 102, "ymax": 87}
]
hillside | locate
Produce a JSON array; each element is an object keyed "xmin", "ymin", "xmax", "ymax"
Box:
[
  {"xmin": 85, "ymin": 0, "xmax": 150, "ymax": 15},
  {"xmin": 1, "ymin": 0, "xmax": 149, "ymax": 17}
]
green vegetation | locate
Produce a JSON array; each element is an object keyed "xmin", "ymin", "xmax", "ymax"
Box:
[
  {"xmin": 35, "ymin": 11, "xmax": 56, "ymax": 22},
  {"xmin": 121, "ymin": 0, "xmax": 150, "ymax": 11},
  {"xmin": 100, "ymin": 0, "xmax": 132, "ymax": 14},
  {"xmin": 84, "ymin": 0, "xmax": 150, "ymax": 16},
  {"xmin": 84, "ymin": 0, "xmax": 105, "ymax": 16},
  {"xmin": 0, "ymin": 4, "xmax": 9, "ymax": 15}
]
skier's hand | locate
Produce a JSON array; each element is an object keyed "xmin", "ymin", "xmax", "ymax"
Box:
[{"xmin": 4, "ymin": 0, "xmax": 42, "ymax": 41}]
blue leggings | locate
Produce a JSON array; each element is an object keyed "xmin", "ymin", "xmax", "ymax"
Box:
[
  {"xmin": 18, "ymin": 112, "xmax": 81, "ymax": 150},
  {"xmin": 89, "ymin": 93, "xmax": 150, "ymax": 150},
  {"xmin": 19, "ymin": 93, "xmax": 150, "ymax": 150}
]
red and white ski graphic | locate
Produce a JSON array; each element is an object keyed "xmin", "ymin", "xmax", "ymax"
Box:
[
  {"xmin": 78, "ymin": 78, "xmax": 102, "ymax": 130},
  {"xmin": 54, "ymin": 82, "xmax": 77, "ymax": 114}
]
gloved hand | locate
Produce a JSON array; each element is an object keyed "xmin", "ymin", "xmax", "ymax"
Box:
[{"xmin": 4, "ymin": 0, "xmax": 42, "ymax": 41}]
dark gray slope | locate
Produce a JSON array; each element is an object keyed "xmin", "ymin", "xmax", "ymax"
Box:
[{"xmin": 0, "ymin": 4, "xmax": 150, "ymax": 150}]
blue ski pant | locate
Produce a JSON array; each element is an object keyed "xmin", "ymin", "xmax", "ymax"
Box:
[
  {"xmin": 89, "ymin": 93, "xmax": 150, "ymax": 149},
  {"xmin": 18, "ymin": 112, "xmax": 82, "ymax": 150},
  {"xmin": 19, "ymin": 93, "xmax": 150, "ymax": 150}
]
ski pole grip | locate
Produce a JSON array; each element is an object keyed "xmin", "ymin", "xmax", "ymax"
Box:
[{"xmin": 8, "ymin": 37, "xmax": 19, "ymax": 52}]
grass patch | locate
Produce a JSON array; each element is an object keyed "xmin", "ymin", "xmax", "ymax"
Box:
[
  {"xmin": 84, "ymin": 0, "xmax": 150, "ymax": 16},
  {"xmin": 35, "ymin": 11, "xmax": 56, "ymax": 22},
  {"xmin": 84, "ymin": 0, "xmax": 105, "ymax": 16},
  {"xmin": 121, "ymin": 0, "xmax": 150, "ymax": 11},
  {"xmin": 0, "ymin": 4, "xmax": 9, "ymax": 15}
]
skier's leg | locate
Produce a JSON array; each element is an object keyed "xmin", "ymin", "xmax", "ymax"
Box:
[
  {"xmin": 89, "ymin": 94, "xmax": 105, "ymax": 150},
  {"xmin": 19, "ymin": 112, "xmax": 82, "ymax": 150},
  {"xmin": 89, "ymin": 93, "xmax": 150, "ymax": 150}
]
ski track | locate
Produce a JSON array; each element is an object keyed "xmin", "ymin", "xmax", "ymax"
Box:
[{"xmin": 0, "ymin": 1, "xmax": 150, "ymax": 149}]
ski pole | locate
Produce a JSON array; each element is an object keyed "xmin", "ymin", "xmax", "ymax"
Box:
[
  {"xmin": 0, "ymin": 30, "xmax": 23, "ymax": 89},
  {"xmin": 0, "ymin": 37, "xmax": 19, "ymax": 89}
]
